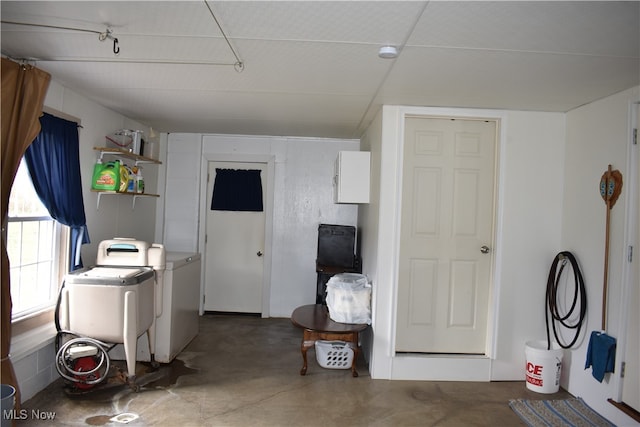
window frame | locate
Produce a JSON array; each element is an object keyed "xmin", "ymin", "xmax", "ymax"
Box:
[{"xmin": 7, "ymin": 172, "xmax": 70, "ymax": 328}]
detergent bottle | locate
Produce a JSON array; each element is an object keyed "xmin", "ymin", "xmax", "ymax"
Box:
[
  {"xmin": 91, "ymin": 160, "xmax": 120, "ymax": 191},
  {"xmin": 119, "ymin": 164, "xmax": 132, "ymax": 193},
  {"xmin": 126, "ymin": 166, "xmax": 136, "ymax": 193}
]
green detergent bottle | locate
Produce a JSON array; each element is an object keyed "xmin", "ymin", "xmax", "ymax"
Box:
[{"xmin": 91, "ymin": 160, "xmax": 120, "ymax": 191}]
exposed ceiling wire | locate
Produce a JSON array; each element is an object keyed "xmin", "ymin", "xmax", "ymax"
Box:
[
  {"xmin": 1, "ymin": 20, "xmax": 101, "ymax": 36},
  {"xmin": 203, "ymin": 0, "xmax": 244, "ymax": 72},
  {"xmin": 1, "ymin": 20, "xmax": 120, "ymax": 54},
  {"xmin": 2, "ymin": 8, "xmax": 244, "ymax": 71}
]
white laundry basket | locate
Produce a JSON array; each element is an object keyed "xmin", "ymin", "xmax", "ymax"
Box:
[{"xmin": 315, "ymin": 341, "xmax": 354, "ymax": 369}]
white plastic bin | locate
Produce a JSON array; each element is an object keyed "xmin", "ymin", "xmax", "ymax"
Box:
[
  {"xmin": 326, "ymin": 273, "xmax": 371, "ymax": 324},
  {"xmin": 525, "ymin": 340, "xmax": 563, "ymax": 393}
]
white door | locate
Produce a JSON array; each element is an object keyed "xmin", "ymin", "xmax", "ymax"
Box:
[
  {"xmin": 396, "ymin": 116, "xmax": 497, "ymax": 354},
  {"xmin": 621, "ymin": 107, "xmax": 639, "ymax": 411},
  {"xmin": 204, "ymin": 162, "xmax": 266, "ymax": 313}
]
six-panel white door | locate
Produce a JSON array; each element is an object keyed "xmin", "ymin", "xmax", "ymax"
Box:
[{"xmin": 396, "ymin": 116, "xmax": 497, "ymax": 354}]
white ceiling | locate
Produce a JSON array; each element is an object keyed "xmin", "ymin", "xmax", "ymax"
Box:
[{"xmin": 2, "ymin": 1, "xmax": 639, "ymax": 139}]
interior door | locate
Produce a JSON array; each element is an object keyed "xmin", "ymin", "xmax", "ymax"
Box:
[
  {"xmin": 204, "ymin": 161, "xmax": 266, "ymax": 313},
  {"xmin": 396, "ymin": 116, "xmax": 497, "ymax": 353},
  {"xmin": 621, "ymin": 107, "xmax": 639, "ymax": 411}
]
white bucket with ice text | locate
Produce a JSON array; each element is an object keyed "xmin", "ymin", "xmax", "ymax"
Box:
[{"xmin": 525, "ymin": 340, "xmax": 563, "ymax": 393}]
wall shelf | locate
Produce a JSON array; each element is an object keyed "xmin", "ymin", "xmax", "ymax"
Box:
[
  {"xmin": 91, "ymin": 189, "xmax": 160, "ymax": 209},
  {"xmin": 93, "ymin": 146, "xmax": 162, "ymax": 166},
  {"xmin": 91, "ymin": 147, "xmax": 162, "ymax": 209}
]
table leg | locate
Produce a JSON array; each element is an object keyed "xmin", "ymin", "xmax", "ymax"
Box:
[
  {"xmin": 351, "ymin": 344, "xmax": 359, "ymax": 377},
  {"xmin": 300, "ymin": 334, "xmax": 314, "ymax": 376}
]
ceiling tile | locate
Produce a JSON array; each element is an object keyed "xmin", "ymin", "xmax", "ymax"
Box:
[{"xmin": 1, "ymin": 1, "xmax": 638, "ymax": 139}]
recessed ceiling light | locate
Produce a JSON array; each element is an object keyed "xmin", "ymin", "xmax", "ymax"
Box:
[{"xmin": 378, "ymin": 46, "xmax": 398, "ymax": 59}]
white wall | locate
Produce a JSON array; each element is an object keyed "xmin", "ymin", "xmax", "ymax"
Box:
[
  {"xmin": 163, "ymin": 133, "xmax": 361, "ymax": 317},
  {"xmin": 491, "ymin": 110, "xmax": 566, "ymax": 379},
  {"xmin": 359, "ymin": 106, "xmax": 567, "ymax": 381},
  {"xmin": 561, "ymin": 86, "xmax": 639, "ymax": 426},
  {"xmin": 162, "ymin": 133, "xmax": 202, "ymax": 252},
  {"xmin": 358, "ymin": 108, "xmax": 383, "ymax": 363}
]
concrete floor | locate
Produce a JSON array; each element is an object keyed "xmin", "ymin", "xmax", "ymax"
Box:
[{"xmin": 22, "ymin": 314, "xmax": 571, "ymax": 426}]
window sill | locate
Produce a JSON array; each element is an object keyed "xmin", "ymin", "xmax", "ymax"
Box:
[
  {"xmin": 11, "ymin": 306, "xmax": 55, "ymax": 339},
  {"xmin": 11, "ymin": 323, "xmax": 57, "ymax": 362}
]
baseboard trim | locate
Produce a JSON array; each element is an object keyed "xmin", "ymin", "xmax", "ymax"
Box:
[{"xmin": 608, "ymin": 399, "xmax": 640, "ymax": 423}]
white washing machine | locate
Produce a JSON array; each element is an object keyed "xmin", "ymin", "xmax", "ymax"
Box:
[{"xmin": 60, "ymin": 238, "xmax": 165, "ymax": 387}]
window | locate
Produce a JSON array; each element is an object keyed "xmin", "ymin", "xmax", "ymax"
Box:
[{"xmin": 7, "ymin": 158, "xmax": 67, "ymax": 320}]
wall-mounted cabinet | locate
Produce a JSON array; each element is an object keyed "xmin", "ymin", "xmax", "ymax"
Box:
[
  {"xmin": 333, "ymin": 151, "xmax": 370, "ymax": 204},
  {"xmin": 92, "ymin": 147, "xmax": 162, "ymax": 209}
]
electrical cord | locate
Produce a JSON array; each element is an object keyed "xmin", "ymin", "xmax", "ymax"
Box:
[{"xmin": 545, "ymin": 251, "xmax": 587, "ymax": 350}]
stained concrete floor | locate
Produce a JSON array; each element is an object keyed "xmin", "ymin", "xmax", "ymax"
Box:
[{"xmin": 21, "ymin": 314, "xmax": 571, "ymax": 426}]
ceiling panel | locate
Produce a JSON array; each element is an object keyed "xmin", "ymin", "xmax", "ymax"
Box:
[
  {"xmin": 410, "ymin": 1, "xmax": 640, "ymax": 57},
  {"xmin": 29, "ymin": 39, "xmax": 391, "ymax": 94},
  {"xmin": 1, "ymin": 1, "xmax": 638, "ymax": 139},
  {"xmin": 212, "ymin": 1, "xmax": 427, "ymax": 44},
  {"xmin": 74, "ymin": 85, "xmax": 373, "ymax": 136},
  {"xmin": 380, "ymin": 46, "xmax": 639, "ymax": 111}
]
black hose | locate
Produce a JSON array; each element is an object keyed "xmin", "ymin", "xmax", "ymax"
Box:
[
  {"xmin": 545, "ymin": 251, "xmax": 587, "ymax": 350},
  {"xmin": 54, "ymin": 281, "xmax": 66, "ymax": 354}
]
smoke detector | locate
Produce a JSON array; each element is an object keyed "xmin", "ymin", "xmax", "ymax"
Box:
[{"xmin": 378, "ymin": 46, "xmax": 398, "ymax": 59}]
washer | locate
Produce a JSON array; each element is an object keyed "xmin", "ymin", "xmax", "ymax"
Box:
[{"xmin": 60, "ymin": 238, "xmax": 165, "ymax": 388}]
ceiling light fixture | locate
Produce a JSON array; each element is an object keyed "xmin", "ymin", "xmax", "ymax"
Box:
[{"xmin": 378, "ymin": 46, "xmax": 398, "ymax": 59}]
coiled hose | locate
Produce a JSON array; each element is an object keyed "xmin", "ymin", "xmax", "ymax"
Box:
[
  {"xmin": 545, "ymin": 251, "xmax": 587, "ymax": 350},
  {"xmin": 54, "ymin": 281, "xmax": 111, "ymax": 387},
  {"xmin": 55, "ymin": 336, "xmax": 110, "ymax": 386}
]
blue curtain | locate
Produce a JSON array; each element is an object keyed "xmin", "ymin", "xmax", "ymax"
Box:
[
  {"xmin": 211, "ymin": 168, "xmax": 263, "ymax": 212},
  {"xmin": 24, "ymin": 112, "xmax": 89, "ymax": 271}
]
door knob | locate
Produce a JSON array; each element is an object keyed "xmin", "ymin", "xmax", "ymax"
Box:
[
  {"xmin": 257, "ymin": 251, "xmax": 263, "ymax": 257},
  {"xmin": 480, "ymin": 245, "xmax": 490, "ymax": 254}
]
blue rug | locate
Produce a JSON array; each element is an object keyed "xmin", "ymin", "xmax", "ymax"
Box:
[{"xmin": 509, "ymin": 397, "xmax": 616, "ymax": 427}]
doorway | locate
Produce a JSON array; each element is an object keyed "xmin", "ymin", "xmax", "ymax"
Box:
[
  {"xmin": 618, "ymin": 104, "xmax": 639, "ymax": 415},
  {"xmin": 395, "ymin": 116, "xmax": 498, "ymax": 354},
  {"xmin": 203, "ymin": 161, "xmax": 268, "ymax": 314}
]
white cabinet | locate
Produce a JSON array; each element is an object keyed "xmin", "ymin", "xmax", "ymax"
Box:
[{"xmin": 333, "ymin": 151, "xmax": 370, "ymax": 204}]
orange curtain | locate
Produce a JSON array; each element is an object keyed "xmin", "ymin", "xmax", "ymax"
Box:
[{"xmin": 1, "ymin": 58, "xmax": 51, "ymax": 406}]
